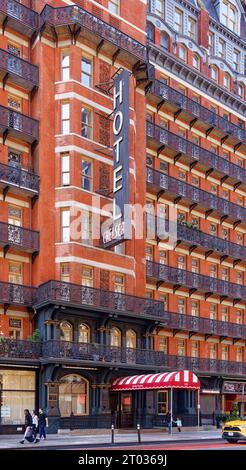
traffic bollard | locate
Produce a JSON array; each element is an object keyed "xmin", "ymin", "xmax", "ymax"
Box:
[
  {"xmin": 111, "ymin": 424, "xmax": 115, "ymax": 444},
  {"xmin": 137, "ymin": 423, "xmax": 141, "ymax": 444}
]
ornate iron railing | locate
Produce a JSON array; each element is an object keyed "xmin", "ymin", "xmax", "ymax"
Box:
[
  {"xmin": 146, "ymin": 122, "xmax": 245, "ymax": 182},
  {"xmin": 0, "ymin": 221, "xmax": 39, "ymax": 253},
  {"xmin": 0, "ymin": 162, "xmax": 39, "ymax": 193},
  {"xmin": 148, "ymin": 80, "xmax": 246, "ymax": 143},
  {"xmin": 0, "ymin": 338, "xmax": 41, "ymax": 359},
  {"xmin": 0, "ymin": 0, "xmax": 38, "ymax": 33},
  {"xmin": 146, "ymin": 214, "xmax": 246, "ymax": 260},
  {"xmin": 0, "ymin": 281, "xmax": 36, "ymax": 306},
  {"xmin": 164, "ymin": 355, "xmax": 246, "ymax": 376},
  {"xmin": 0, "ymin": 105, "xmax": 39, "ymax": 142},
  {"xmin": 40, "ymin": 5, "xmax": 146, "ymax": 63},
  {"xmin": 146, "ymin": 261, "xmax": 246, "ymax": 300},
  {"xmin": 0, "ymin": 48, "xmax": 39, "ymax": 87},
  {"xmin": 146, "ymin": 167, "xmax": 245, "ymax": 221},
  {"xmin": 36, "ymin": 280, "xmax": 164, "ymax": 318}
]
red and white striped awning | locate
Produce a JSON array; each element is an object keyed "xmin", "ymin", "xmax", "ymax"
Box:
[{"xmin": 111, "ymin": 370, "xmax": 200, "ymax": 391}]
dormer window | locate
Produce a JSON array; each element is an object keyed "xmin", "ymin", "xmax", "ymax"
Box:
[
  {"xmin": 155, "ymin": 0, "xmax": 164, "ymax": 17},
  {"xmin": 224, "ymin": 73, "xmax": 230, "ymax": 90},
  {"xmin": 193, "ymin": 54, "xmax": 200, "ymax": 70},
  {"xmin": 179, "ymin": 45, "xmax": 187, "ymax": 61},
  {"xmin": 211, "ymin": 65, "xmax": 218, "ymax": 82},
  {"xmin": 188, "ymin": 17, "xmax": 196, "ymax": 41},
  {"xmin": 218, "ymin": 38, "xmax": 225, "ymax": 59},
  {"xmin": 221, "ymin": 1, "xmax": 237, "ymax": 33},
  {"xmin": 174, "ymin": 8, "xmax": 183, "ymax": 34},
  {"xmin": 233, "ymin": 49, "xmax": 240, "ymax": 72}
]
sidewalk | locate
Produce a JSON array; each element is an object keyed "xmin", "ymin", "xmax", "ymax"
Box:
[{"xmin": 0, "ymin": 429, "xmax": 222, "ymax": 449}]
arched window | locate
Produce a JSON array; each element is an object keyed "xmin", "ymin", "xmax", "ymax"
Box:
[
  {"xmin": 78, "ymin": 323, "xmax": 90, "ymax": 343},
  {"xmin": 59, "ymin": 374, "xmax": 89, "ymax": 416},
  {"xmin": 179, "ymin": 45, "xmax": 187, "ymax": 62},
  {"xmin": 60, "ymin": 321, "xmax": 73, "ymax": 342},
  {"xmin": 126, "ymin": 329, "xmax": 137, "ymax": 349},
  {"xmin": 238, "ymin": 83, "xmax": 244, "ymax": 98},
  {"xmin": 160, "ymin": 32, "xmax": 169, "ymax": 51},
  {"xmin": 193, "ymin": 53, "xmax": 200, "ymax": 70},
  {"xmin": 211, "ymin": 65, "xmax": 218, "ymax": 82},
  {"xmin": 224, "ymin": 73, "xmax": 230, "ymax": 90},
  {"xmin": 110, "ymin": 327, "xmax": 121, "ymax": 347},
  {"xmin": 147, "ymin": 22, "xmax": 154, "ymax": 41}
]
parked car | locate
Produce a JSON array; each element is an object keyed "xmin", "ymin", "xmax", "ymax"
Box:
[{"xmin": 222, "ymin": 417, "xmax": 246, "ymax": 443}]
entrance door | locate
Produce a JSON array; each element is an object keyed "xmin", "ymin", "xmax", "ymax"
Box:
[{"xmin": 119, "ymin": 393, "xmax": 134, "ymax": 428}]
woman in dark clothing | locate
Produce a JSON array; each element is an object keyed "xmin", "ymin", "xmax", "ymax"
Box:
[
  {"xmin": 19, "ymin": 409, "xmax": 39, "ymax": 444},
  {"xmin": 39, "ymin": 408, "xmax": 47, "ymax": 440}
]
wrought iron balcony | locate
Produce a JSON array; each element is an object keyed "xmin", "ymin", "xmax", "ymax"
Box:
[
  {"xmin": 0, "ymin": 162, "xmax": 39, "ymax": 196},
  {"xmin": 146, "ymin": 260, "xmax": 246, "ymax": 301},
  {"xmin": 0, "ymin": 221, "xmax": 39, "ymax": 255},
  {"xmin": 147, "ymin": 214, "xmax": 246, "ymax": 261},
  {"xmin": 0, "ymin": 49, "xmax": 39, "ymax": 91},
  {"xmin": 164, "ymin": 355, "xmax": 246, "ymax": 376},
  {"xmin": 0, "ymin": 105, "xmax": 39, "ymax": 145},
  {"xmin": 40, "ymin": 5, "xmax": 146, "ymax": 67},
  {"xmin": 146, "ymin": 122, "xmax": 246, "ymax": 188},
  {"xmin": 0, "ymin": 281, "xmax": 36, "ymax": 307},
  {"xmin": 162, "ymin": 310, "xmax": 246, "ymax": 340},
  {"xmin": 0, "ymin": 338, "xmax": 41, "ymax": 360},
  {"xmin": 35, "ymin": 280, "xmax": 164, "ymax": 320},
  {"xmin": 146, "ymin": 167, "xmax": 245, "ymax": 223},
  {"xmin": 0, "ymin": 0, "xmax": 38, "ymax": 37},
  {"xmin": 146, "ymin": 79, "xmax": 246, "ymax": 148}
]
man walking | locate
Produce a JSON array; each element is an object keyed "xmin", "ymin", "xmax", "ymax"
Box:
[
  {"xmin": 39, "ymin": 408, "xmax": 48, "ymax": 440},
  {"xmin": 19, "ymin": 409, "xmax": 39, "ymax": 444}
]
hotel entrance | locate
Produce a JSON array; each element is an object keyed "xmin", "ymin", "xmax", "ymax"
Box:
[{"xmin": 110, "ymin": 391, "xmax": 134, "ymax": 428}]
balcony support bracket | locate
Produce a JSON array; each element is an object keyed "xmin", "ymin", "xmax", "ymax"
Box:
[
  {"xmin": 31, "ymin": 86, "xmax": 38, "ymax": 100},
  {"xmin": 206, "ymin": 126, "xmax": 214, "ymax": 137},
  {"xmin": 174, "ymin": 152, "xmax": 182, "ymax": 163},
  {"xmin": 156, "ymin": 281, "xmax": 164, "ymax": 290},
  {"xmin": 32, "ymin": 251, "xmax": 39, "ymax": 264},
  {"xmin": 233, "ymin": 298, "xmax": 241, "ymax": 306},
  {"xmin": 189, "ymin": 202, "xmax": 198, "ymax": 212},
  {"xmin": 175, "ymin": 240, "xmax": 182, "ymax": 249},
  {"xmin": 205, "ymin": 168, "xmax": 214, "ymax": 178},
  {"xmin": 112, "ymin": 49, "xmax": 121, "ymax": 65},
  {"xmin": 190, "ymin": 161, "xmax": 198, "ymax": 170},
  {"xmin": 157, "ymin": 145, "xmax": 165, "ymax": 156},
  {"xmin": 234, "ymin": 142, "xmax": 242, "ymax": 152},
  {"xmin": 173, "ymin": 329, "xmax": 181, "ymax": 337},
  {"xmin": 190, "ymin": 117, "xmax": 198, "ymax": 129},
  {"xmin": 3, "ymin": 185, "xmax": 10, "ymax": 201},
  {"xmin": 221, "ymin": 135, "xmax": 229, "ymax": 146},
  {"xmin": 205, "ymin": 334, "xmax": 212, "ymax": 341},
  {"xmin": 220, "ymin": 215, "xmax": 228, "ymax": 224},
  {"xmin": 220, "ymin": 255, "xmax": 228, "ymax": 264},
  {"xmin": 205, "ymin": 250, "xmax": 213, "ymax": 259},
  {"xmin": 97, "ymin": 39, "xmax": 105, "ymax": 55},
  {"xmin": 205, "ymin": 209, "xmax": 213, "ymax": 219},
  {"xmin": 234, "ymin": 181, "xmax": 242, "ymax": 190},
  {"xmin": 51, "ymin": 27, "xmax": 58, "ymax": 47},
  {"xmin": 2, "ymin": 16, "xmax": 9, "ymax": 34},
  {"xmin": 189, "ymin": 245, "xmax": 197, "ymax": 255},
  {"xmin": 220, "ymin": 175, "xmax": 229, "ymax": 185},
  {"xmin": 233, "ymin": 338, "xmax": 241, "ymax": 344},
  {"xmin": 219, "ymin": 336, "xmax": 227, "ymax": 343},
  {"xmin": 3, "ymin": 303, "xmax": 10, "ymax": 315},
  {"xmin": 157, "ymin": 99, "xmax": 165, "ymax": 112},
  {"xmin": 205, "ymin": 292, "xmax": 213, "ymax": 300},
  {"xmin": 174, "ymin": 196, "xmax": 182, "ymax": 205},
  {"xmin": 189, "ymin": 331, "xmax": 196, "ymax": 339},
  {"xmin": 174, "ymin": 109, "xmax": 182, "ymax": 121},
  {"xmin": 157, "ymin": 190, "xmax": 165, "ymax": 201},
  {"xmin": 31, "ymin": 195, "xmax": 39, "ymax": 209},
  {"xmin": 31, "ymin": 140, "xmax": 38, "ymax": 156},
  {"xmin": 173, "ymin": 284, "xmax": 181, "ymax": 294},
  {"xmin": 233, "ymin": 259, "xmax": 241, "ymax": 268},
  {"xmin": 189, "ymin": 288, "xmax": 197, "ymax": 297},
  {"xmin": 3, "ymin": 244, "xmax": 10, "ymax": 258},
  {"xmin": 233, "ymin": 220, "xmax": 241, "ymax": 229},
  {"xmin": 3, "ymin": 129, "xmax": 9, "ymax": 145},
  {"xmin": 220, "ymin": 295, "xmax": 228, "ymax": 303},
  {"xmin": 2, "ymin": 72, "xmax": 9, "ymax": 90}
]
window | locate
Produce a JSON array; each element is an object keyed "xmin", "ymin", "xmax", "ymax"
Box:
[
  {"xmin": 8, "ymin": 205, "xmax": 22, "ymax": 226},
  {"xmin": 191, "ymin": 341, "xmax": 199, "ymax": 358},
  {"xmin": 236, "ymin": 232, "xmax": 243, "ymax": 245},
  {"xmin": 222, "ymin": 307, "xmax": 228, "ymax": 322},
  {"xmin": 81, "ymin": 211, "xmax": 92, "ymax": 244},
  {"xmin": 0, "ymin": 370, "xmax": 35, "ymax": 425},
  {"xmin": 160, "ymin": 32, "xmax": 169, "ymax": 51},
  {"xmin": 7, "ymin": 42, "xmax": 21, "ymax": 57},
  {"xmin": 8, "ymin": 262, "xmax": 22, "ymax": 284},
  {"xmin": 210, "ymin": 223, "xmax": 217, "ymax": 234},
  {"xmin": 81, "ymin": 57, "xmax": 92, "ymax": 87},
  {"xmin": 191, "ymin": 301, "xmax": 199, "ymax": 317},
  {"xmin": 114, "ymin": 274, "xmax": 125, "ymax": 293},
  {"xmin": 233, "ymin": 50, "xmax": 240, "ymax": 72},
  {"xmin": 218, "ymin": 38, "xmax": 225, "ymax": 59},
  {"xmin": 61, "ymin": 50, "xmax": 69, "ymax": 81},
  {"xmin": 146, "ymin": 290, "xmax": 153, "ymax": 299},
  {"xmin": 193, "ymin": 54, "xmax": 200, "ymax": 70},
  {"xmin": 236, "ymin": 310, "xmax": 243, "ymax": 325},
  {"xmin": 222, "ymin": 189, "xmax": 229, "ymax": 200},
  {"xmin": 209, "ymin": 33, "xmax": 214, "ymax": 55},
  {"xmin": 221, "ymin": 1, "xmax": 237, "ymax": 33},
  {"xmin": 126, "ymin": 329, "xmax": 137, "ymax": 349},
  {"xmin": 155, "ymin": 0, "xmax": 164, "ymax": 16},
  {"xmin": 108, "ymin": 0, "xmax": 120, "ymax": 15},
  {"xmin": 178, "ymin": 170, "xmax": 186, "ymax": 180},
  {"xmin": 210, "ymin": 304, "xmax": 217, "ymax": 320},
  {"xmin": 147, "ymin": 22, "xmax": 154, "ymax": 41},
  {"xmin": 191, "ymin": 258, "xmax": 199, "ymax": 274},
  {"xmin": 221, "ymin": 345, "xmax": 229, "ymax": 361},
  {"xmin": 160, "ymin": 294, "xmax": 167, "ymax": 310},
  {"xmin": 238, "ymin": 83, "xmax": 244, "ymax": 98},
  {"xmin": 178, "ymin": 256, "xmax": 185, "ymax": 269},
  {"xmin": 160, "ymin": 250, "xmax": 166, "ymax": 265},
  {"xmin": 157, "ymin": 391, "xmax": 168, "ymax": 415},
  {"xmin": 59, "ymin": 375, "xmax": 88, "ymax": 416},
  {"xmin": 236, "ymin": 347, "xmax": 243, "ymax": 362},
  {"xmin": 224, "ymin": 73, "xmax": 230, "ymax": 90},
  {"xmin": 61, "ymin": 154, "xmax": 70, "ymax": 186},
  {"xmin": 82, "ymin": 266, "xmax": 93, "ymax": 287},
  {"xmin": 178, "ymin": 211, "xmax": 186, "ymax": 223},
  {"xmin": 222, "ymin": 228, "xmax": 229, "ymax": 240},
  {"xmin": 191, "ymin": 176, "xmax": 199, "ymax": 186},
  {"xmin": 177, "ymin": 339, "xmax": 186, "ymax": 356},
  {"xmin": 9, "ymin": 318, "xmax": 22, "ymax": 340},
  {"xmin": 79, "ymin": 324, "xmax": 90, "ymax": 343},
  {"xmin": 158, "ymin": 334, "xmax": 168, "ymax": 353},
  {"xmin": 179, "ymin": 45, "xmax": 186, "ymax": 61},
  {"xmin": 61, "ymin": 209, "xmax": 70, "ymax": 242},
  {"xmin": 60, "ymin": 321, "xmax": 73, "ymax": 342},
  {"xmin": 222, "ymin": 150, "xmax": 229, "ymax": 160},
  {"xmin": 110, "ymin": 327, "xmax": 121, "ymax": 347},
  {"xmin": 210, "ymin": 343, "xmax": 217, "ymax": 359},
  {"xmin": 81, "ymin": 159, "xmax": 92, "ymax": 191},
  {"xmin": 8, "ymin": 149, "xmax": 21, "ymax": 168},
  {"xmin": 222, "ymin": 268, "xmax": 228, "ymax": 281},
  {"xmin": 8, "ymin": 94, "xmax": 21, "ymax": 111},
  {"xmin": 178, "ymin": 298, "xmax": 185, "ymax": 314},
  {"xmin": 236, "ymin": 271, "xmax": 243, "ymax": 285},
  {"xmin": 211, "ymin": 65, "xmax": 218, "ymax": 82},
  {"xmin": 81, "ymin": 107, "xmax": 92, "ymax": 139},
  {"xmin": 188, "ymin": 17, "xmax": 196, "ymax": 40},
  {"xmin": 61, "ymin": 102, "xmax": 70, "ymax": 134},
  {"xmin": 61, "ymin": 263, "xmax": 70, "ymax": 282},
  {"xmin": 209, "ymin": 265, "xmax": 217, "ymax": 278},
  {"xmin": 174, "ymin": 8, "xmax": 183, "ymax": 33}
]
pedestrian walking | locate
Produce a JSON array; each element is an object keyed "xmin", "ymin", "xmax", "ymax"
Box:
[
  {"xmin": 175, "ymin": 417, "xmax": 182, "ymax": 432},
  {"xmin": 32, "ymin": 410, "xmax": 39, "ymax": 438},
  {"xmin": 165, "ymin": 411, "xmax": 172, "ymax": 433},
  {"xmin": 39, "ymin": 408, "xmax": 48, "ymax": 440},
  {"xmin": 19, "ymin": 409, "xmax": 39, "ymax": 444}
]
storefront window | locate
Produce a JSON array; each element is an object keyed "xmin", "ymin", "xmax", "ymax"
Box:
[
  {"xmin": 78, "ymin": 324, "xmax": 90, "ymax": 343},
  {"xmin": 0, "ymin": 370, "xmax": 35, "ymax": 425},
  {"xmin": 157, "ymin": 391, "xmax": 168, "ymax": 414},
  {"xmin": 59, "ymin": 374, "xmax": 88, "ymax": 417},
  {"xmin": 60, "ymin": 321, "xmax": 73, "ymax": 342}
]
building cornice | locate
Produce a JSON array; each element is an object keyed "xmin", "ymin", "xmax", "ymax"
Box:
[
  {"xmin": 167, "ymin": 0, "xmax": 199, "ymax": 16},
  {"xmin": 148, "ymin": 42, "xmax": 246, "ymax": 116},
  {"xmin": 209, "ymin": 19, "xmax": 246, "ymax": 50}
]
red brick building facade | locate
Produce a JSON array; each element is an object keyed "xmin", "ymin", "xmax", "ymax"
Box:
[{"xmin": 0, "ymin": 0, "xmax": 245, "ymax": 432}]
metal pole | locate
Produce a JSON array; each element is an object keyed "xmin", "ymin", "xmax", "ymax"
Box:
[
  {"xmin": 170, "ymin": 388, "xmax": 173, "ymax": 435},
  {"xmin": 197, "ymin": 389, "xmax": 200, "ymax": 429},
  {"xmin": 137, "ymin": 423, "xmax": 141, "ymax": 444},
  {"xmin": 111, "ymin": 424, "xmax": 114, "ymax": 444}
]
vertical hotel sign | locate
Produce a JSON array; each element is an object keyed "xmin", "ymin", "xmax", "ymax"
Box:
[{"xmin": 103, "ymin": 70, "xmax": 131, "ymax": 248}]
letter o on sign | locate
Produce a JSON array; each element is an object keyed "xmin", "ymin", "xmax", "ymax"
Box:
[{"xmin": 113, "ymin": 111, "xmax": 123, "ymax": 136}]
